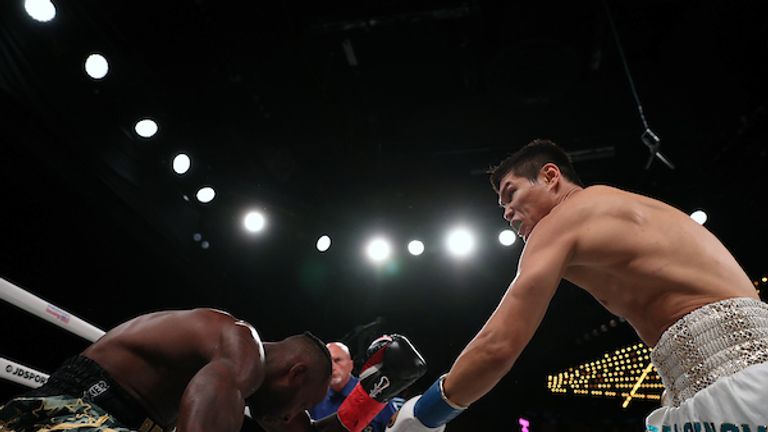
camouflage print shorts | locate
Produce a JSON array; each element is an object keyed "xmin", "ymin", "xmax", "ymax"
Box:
[{"xmin": 0, "ymin": 395, "xmax": 133, "ymax": 431}]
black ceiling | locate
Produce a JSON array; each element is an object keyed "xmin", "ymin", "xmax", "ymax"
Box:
[{"xmin": 1, "ymin": 0, "xmax": 766, "ymax": 428}]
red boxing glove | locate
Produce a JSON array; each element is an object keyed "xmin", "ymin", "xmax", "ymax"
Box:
[{"xmin": 336, "ymin": 335, "xmax": 427, "ymax": 432}]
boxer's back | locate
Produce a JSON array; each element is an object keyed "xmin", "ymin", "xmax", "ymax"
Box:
[
  {"xmin": 555, "ymin": 186, "xmax": 757, "ymax": 345},
  {"xmin": 82, "ymin": 308, "xmax": 241, "ymax": 425}
]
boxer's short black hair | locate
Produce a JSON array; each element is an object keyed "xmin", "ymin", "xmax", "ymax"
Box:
[
  {"xmin": 490, "ymin": 139, "xmax": 584, "ymax": 192},
  {"xmin": 303, "ymin": 331, "xmax": 332, "ymax": 376}
]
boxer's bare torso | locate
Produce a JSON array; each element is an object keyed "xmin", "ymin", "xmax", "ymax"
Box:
[
  {"xmin": 522, "ymin": 185, "xmax": 757, "ymax": 345},
  {"xmin": 82, "ymin": 308, "xmax": 264, "ymax": 426}
]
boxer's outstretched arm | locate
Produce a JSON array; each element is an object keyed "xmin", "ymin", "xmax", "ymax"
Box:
[
  {"xmin": 443, "ymin": 218, "xmax": 575, "ymax": 407},
  {"xmin": 390, "ymin": 213, "xmax": 585, "ymax": 431},
  {"xmin": 444, "ymin": 221, "xmax": 573, "ymax": 406}
]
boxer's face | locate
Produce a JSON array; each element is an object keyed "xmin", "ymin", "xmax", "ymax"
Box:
[
  {"xmin": 497, "ymin": 168, "xmax": 555, "ymax": 241},
  {"xmin": 251, "ymin": 365, "xmax": 329, "ymax": 424},
  {"xmin": 282, "ymin": 369, "xmax": 329, "ymax": 424}
]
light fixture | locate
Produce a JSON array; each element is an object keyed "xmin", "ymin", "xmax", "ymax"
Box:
[
  {"xmin": 196, "ymin": 187, "xmax": 215, "ymax": 203},
  {"xmin": 135, "ymin": 118, "xmax": 158, "ymax": 138},
  {"xmin": 445, "ymin": 227, "xmax": 475, "ymax": 258},
  {"xmin": 316, "ymin": 235, "xmax": 331, "ymax": 252},
  {"xmin": 243, "ymin": 211, "xmax": 266, "ymax": 233},
  {"xmin": 407, "ymin": 240, "xmax": 424, "ymax": 256},
  {"xmin": 366, "ymin": 238, "xmax": 391, "ymax": 263},
  {"xmin": 172, "ymin": 153, "xmax": 191, "ymax": 175},
  {"xmin": 690, "ymin": 210, "xmax": 708, "ymax": 225},
  {"xmin": 24, "ymin": 0, "xmax": 56, "ymax": 22},
  {"xmin": 84, "ymin": 53, "xmax": 109, "ymax": 79},
  {"xmin": 498, "ymin": 229, "xmax": 516, "ymax": 246}
]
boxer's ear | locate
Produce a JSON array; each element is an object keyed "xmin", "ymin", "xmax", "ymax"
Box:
[
  {"xmin": 540, "ymin": 163, "xmax": 560, "ymax": 187},
  {"xmin": 287, "ymin": 363, "xmax": 308, "ymax": 385}
]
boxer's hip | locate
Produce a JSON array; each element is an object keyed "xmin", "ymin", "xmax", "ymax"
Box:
[
  {"xmin": 645, "ymin": 361, "xmax": 768, "ymax": 430},
  {"xmin": 651, "ymin": 297, "xmax": 768, "ymax": 407},
  {"xmin": 2, "ymin": 355, "xmax": 171, "ymax": 432}
]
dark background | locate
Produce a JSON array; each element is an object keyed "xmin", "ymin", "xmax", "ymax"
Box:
[{"xmin": 1, "ymin": 0, "xmax": 766, "ymax": 430}]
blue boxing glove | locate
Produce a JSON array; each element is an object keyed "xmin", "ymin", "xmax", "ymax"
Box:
[{"xmin": 386, "ymin": 374, "xmax": 466, "ymax": 432}]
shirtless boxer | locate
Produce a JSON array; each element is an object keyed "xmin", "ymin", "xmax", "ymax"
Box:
[
  {"xmin": 388, "ymin": 139, "xmax": 767, "ymax": 431},
  {"xmin": 0, "ymin": 308, "xmax": 426, "ymax": 432}
]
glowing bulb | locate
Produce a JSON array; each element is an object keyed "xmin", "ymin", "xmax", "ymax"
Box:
[
  {"xmin": 196, "ymin": 187, "xmax": 215, "ymax": 203},
  {"xmin": 366, "ymin": 238, "xmax": 391, "ymax": 262},
  {"xmin": 84, "ymin": 53, "xmax": 109, "ymax": 79},
  {"xmin": 446, "ymin": 227, "xmax": 475, "ymax": 257},
  {"xmin": 135, "ymin": 118, "xmax": 158, "ymax": 138},
  {"xmin": 498, "ymin": 229, "xmax": 516, "ymax": 246},
  {"xmin": 243, "ymin": 211, "xmax": 266, "ymax": 233},
  {"xmin": 316, "ymin": 235, "xmax": 331, "ymax": 252},
  {"xmin": 690, "ymin": 210, "xmax": 708, "ymax": 225},
  {"xmin": 173, "ymin": 153, "xmax": 191, "ymax": 174},
  {"xmin": 24, "ymin": 0, "xmax": 56, "ymax": 22},
  {"xmin": 407, "ymin": 240, "xmax": 425, "ymax": 256}
]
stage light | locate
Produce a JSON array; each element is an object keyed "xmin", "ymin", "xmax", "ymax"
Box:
[
  {"xmin": 84, "ymin": 53, "xmax": 109, "ymax": 79},
  {"xmin": 407, "ymin": 240, "xmax": 424, "ymax": 256},
  {"xmin": 446, "ymin": 227, "xmax": 475, "ymax": 257},
  {"xmin": 243, "ymin": 211, "xmax": 266, "ymax": 233},
  {"xmin": 135, "ymin": 118, "xmax": 158, "ymax": 138},
  {"xmin": 690, "ymin": 210, "xmax": 707, "ymax": 225},
  {"xmin": 196, "ymin": 187, "xmax": 215, "ymax": 203},
  {"xmin": 172, "ymin": 153, "xmax": 190, "ymax": 174},
  {"xmin": 25, "ymin": 0, "xmax": 55, "ymax": 22},
  {"xmin": 366, "ymin": 238, "xmax": 391, "ymax": 262},
  {"xmin": 316, "ymin": 235, "xmax": 331, "ymax": 252},
  {"xmin": 498, "ymin": 229, "xmax": 516, "ymax": 246}
]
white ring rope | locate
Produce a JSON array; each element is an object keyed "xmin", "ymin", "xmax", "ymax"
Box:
[
  {"xmin": 0, "ymin": 275, "xmax": 252, "ymax": 421},
  {"xmin": 0, "ymin": 277, "xmax": 105, "ymax": 342},
  {"xmin": 0, "ymin": 357, "xmax": 49, "ymax": 389},
  {"xmin": 0, "ymin": 276, "xmax": 105, "ymax": 390}
]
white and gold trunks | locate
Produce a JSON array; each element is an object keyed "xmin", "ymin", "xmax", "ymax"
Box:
[{"xmin": 646, "ymin": 297, "xmax": 768, "ymax": 431}]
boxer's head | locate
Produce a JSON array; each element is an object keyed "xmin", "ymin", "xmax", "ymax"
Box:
[
  {"xmin": 490, "ymin": 139, "xmax": 583, "ymax": 193},
  {"xmin": 490, "ymin": 139, "xmax": 583, "ymax": 241},
  {"xmin": 248, "ymin": 332, "xmax": 331, "ymax": 424},
  {"xmin": 326, "ymin": 342, "xmax": 353, "ymax": 392}
]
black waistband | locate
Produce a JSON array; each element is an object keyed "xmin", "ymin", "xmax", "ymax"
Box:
[{"xmin": 26, "ymin": 355, "xmax": 171, "ymax": 431}]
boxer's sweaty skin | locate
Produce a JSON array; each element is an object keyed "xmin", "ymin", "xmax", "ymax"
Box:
[
  {"xmin": 83, "ymin": 309, "xmax": 265, "ymax": 427},
  {"xmin": 444, "ymin": 164, "xmax": 757, "ymax": 406}
]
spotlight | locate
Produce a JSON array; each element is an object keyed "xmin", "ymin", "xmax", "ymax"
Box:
[
  {"xmin": 196, "ymin": 187, "xmax": 215, "ymax": 203},
  {"xmin": 690, "ymin": 210, "xmax": 707, "ymax": 225},
  {"xmin": 498, "ymin": 229, "xmax": 516, "ymax": 246},
  {"xmin": 445, "ymin": 227, "xmax": 475, "ymax": 257},
  {"xmin": 24, "ymin": 0, "xmax": 55, "ymax": 22},
  {"xmin": 84, "ymin": 53, "xmax": 109, "ymax": 79},
  {"xmin": 366, "ymin": 238, "xmax": 391, "ymax": 262},
  {"xmin": 135, "ymin": 118, "xmax": 158, "ymax": 138},
  {"xmin": 172, "ymin": 153, "xmax": 191, "ymax": 175},
  {"xmin": 316, "ymin": 235, "xmax": 331, "ymax": 252},
  {"xmin": 407, "ymin": 240, "xmax": 424, "ymax": 256},
  {"xmin": 243, "ymin": 211, "xmax": 266, "ymax": 233}
]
